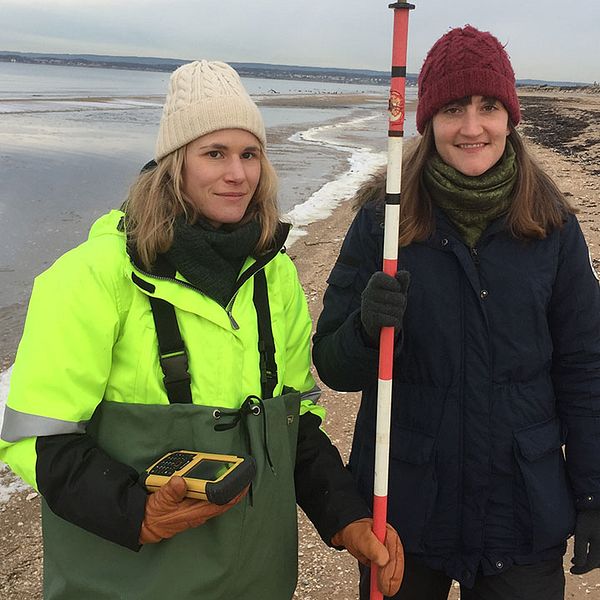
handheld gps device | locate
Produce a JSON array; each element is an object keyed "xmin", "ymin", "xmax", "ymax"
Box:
[{"xmin": 143, "ymin": 451, "xmax": 256, "ymax": 505}]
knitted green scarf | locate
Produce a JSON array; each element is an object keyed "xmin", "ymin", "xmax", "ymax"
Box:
[
  {"xmin": 423, "ymin": 141, "xmax": 518, "ymax": 247},
  {"xmin": 165, "ymin": 217, "xmax": 261, "ymax": 307}
]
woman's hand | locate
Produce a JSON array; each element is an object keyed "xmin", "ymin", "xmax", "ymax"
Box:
[
  {"xmin": 360, "ymin": 270, "xmax": 410, "ymax": 344},
  {"xmin": 331, "ymin": 518, "xmax": 404, "ymax": 596},
  {"xmin": 139, "ymin": 476, "xmax": 246, "ymax": 544},
  {"xmin": 571, "ymin": 509, "xmax": 600, "ymax": 574}
]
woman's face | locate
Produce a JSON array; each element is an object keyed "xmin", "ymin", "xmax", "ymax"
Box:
[
  {"xmin": 432, "ymin": 96, "xmax": 510, "ymax": 177},
  {"xmin": 182, "ymin": 129, "xmax": 262, "ymax": 228}
]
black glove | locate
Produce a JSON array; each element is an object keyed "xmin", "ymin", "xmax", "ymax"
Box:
[
  {"xmin": 571, "ymin": 509, "xmax": 600, "ymax": 574},
  {"xmin": 360, "ymin": 270, "xmax": 410, "ymax": 343}
]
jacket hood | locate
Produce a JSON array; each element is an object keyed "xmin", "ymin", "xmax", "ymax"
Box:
[{"xmin": 87, "ymin": 209, "xmax": 128, "ymax": 241}]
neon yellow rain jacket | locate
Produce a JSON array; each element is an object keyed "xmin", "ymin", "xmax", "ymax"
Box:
[
  {"xmin": 1, "ymin": 210, "xmax": 322, "ymax": 484},
  {"xmin": 0, "ymin": 211, "xmax": 373, "ymax": 598}
]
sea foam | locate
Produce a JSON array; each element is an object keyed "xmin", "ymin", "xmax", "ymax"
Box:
[{"xmin": 285, "ymin": 114, "xmax": 386, "ymax": 246}]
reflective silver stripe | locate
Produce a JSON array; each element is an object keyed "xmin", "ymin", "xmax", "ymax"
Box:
[
  {"xmin": 300, "ymin": 384, "xmax": 321, "ymax": 404},
  {"xmin": 0, "ymin": 406, "xmax": 88, "ymax": 443}
]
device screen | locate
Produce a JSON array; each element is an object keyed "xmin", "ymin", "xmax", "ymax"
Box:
[{"xmin": 185, "ymin": 459, "xmax": 234, "ymax": 481}]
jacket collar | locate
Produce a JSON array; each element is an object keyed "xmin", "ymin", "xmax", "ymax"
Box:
[
  {"xmin": 426, "ymin": 207, "xmax": 508, "ymax": 249},
  {"xmin": 126, "ymin": 219, "xmax": 291, "ymax": 297}
]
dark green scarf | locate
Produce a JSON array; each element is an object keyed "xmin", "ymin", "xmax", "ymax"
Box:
[
  {"xmin": 423, "ymin": 141, "xmax": 518, "ymax": 247},
  {"xmin": 165, "ymin": 217, "xmax": 261, "ymax": 307}
]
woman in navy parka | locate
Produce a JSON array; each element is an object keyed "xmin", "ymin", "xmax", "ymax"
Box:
[{"xmin": 313, "ymin": 26, "xmax": 600, "ymax": 600}]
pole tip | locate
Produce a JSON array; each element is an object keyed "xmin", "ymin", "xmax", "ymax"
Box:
[{"xmin": 388, "ymin": 2, "xmax": 415, "ymax": 9}]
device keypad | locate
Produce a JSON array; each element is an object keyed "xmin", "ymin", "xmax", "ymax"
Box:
[{"xmin": 149, "ymin": 452, "xmax": 196, "ymax": 475}]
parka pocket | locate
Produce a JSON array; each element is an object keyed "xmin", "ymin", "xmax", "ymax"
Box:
[
  {"xmin": 389, "ymin": 427, "xmax": 438, "ymax": 550},
  {"xmin": 326, "ymin": 261, "xmax": 359, "ymax": 288},
  {"xmin": 325, "ymin": 261, "xmax": 361, "ymax": 315},
  {"xmin": 513, "ymin": 417, "xmax": 575, "ymax": 552}
]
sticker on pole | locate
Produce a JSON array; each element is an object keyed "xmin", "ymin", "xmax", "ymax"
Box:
[{"xmin": 388, "ymin": 90, "xmax": 405, "ymax": 122}]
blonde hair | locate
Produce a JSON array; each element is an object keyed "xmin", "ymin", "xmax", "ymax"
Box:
[
  {"xmin": 354, "ymin": 122, "xmax": 575, "ymax": 246},
  {"xmin": 124, "ymin": 144, "xmax": 279, "ymax": 270}
]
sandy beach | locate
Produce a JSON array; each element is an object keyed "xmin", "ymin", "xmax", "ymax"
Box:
[{"xmin": 2, "ymin": 87, "xmax": 600, "ymax": 598}]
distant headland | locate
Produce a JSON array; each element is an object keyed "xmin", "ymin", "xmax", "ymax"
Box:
[
  {"xmin": 0, "ymin": 51, "xmax": 403, "ymax": 86},
  {"xmin": 0, "ymin": 50, "xmax": 595, "ymax": 88}
]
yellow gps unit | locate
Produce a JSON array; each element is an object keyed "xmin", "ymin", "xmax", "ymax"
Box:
[{"xmin": 143, "ymin": 451, "xmax": 256, "ymax": 505}]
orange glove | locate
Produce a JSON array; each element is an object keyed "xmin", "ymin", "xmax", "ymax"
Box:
[
  {"xmin": 331, "ymin": 518, "xmax": 404, "ymax": 597},
  {"xmin": 139, "ymin": 476, "xmax": 247, "ymax": 544}
]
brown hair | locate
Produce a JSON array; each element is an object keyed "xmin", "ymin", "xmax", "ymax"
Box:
[
  {"xmin": 354, "ymin": 122, "xmax": 574, "ymax": 246},
  {"xmin": 124, "ymin": 144, "xmax": 279, "ymax": 270}
]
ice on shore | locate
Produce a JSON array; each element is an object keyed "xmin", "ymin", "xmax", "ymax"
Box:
[
  {"xmin": 0, "ymin": 366, "xmax": 11, "ymax": 433},
  {"xmin": 285, "ymin": 114, "xmax": 387, "ymax": 245},
  {"xmin": 0, "ymin": 463, "xmax": 29, "ymax": 503},
  {"xmin": 0, "ymin": 367, "xmax": 29, "ymax": 504}
]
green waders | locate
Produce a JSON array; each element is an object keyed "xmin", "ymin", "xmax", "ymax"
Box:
[
  {"xmin": 42, "ymin": 391, "xmax": 301, "ymax": 600},
  {"xmin": 42, "ymin": 263, "xmax": 303, "ymax": 598}
]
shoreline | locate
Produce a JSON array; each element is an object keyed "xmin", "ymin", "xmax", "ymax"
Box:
[{"xmin": 0, "ymin": 92, "xmax": 386, "ymax": 112}]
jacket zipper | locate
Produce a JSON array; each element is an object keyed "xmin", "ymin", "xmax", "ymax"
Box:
[
  {"xmin": 458, "ymin": 265, "xmax": 466, "ymax": 546},
  {"xmin": 457, "ymin": 244, "xmax": 480, "ymax": 549},
  {"xmin": 225, "ymin": 295, "xmax": 240, "ymax": 330},
  {"xmin": 224, "ymin": 257, "xmax": 277, "ymax": 330},
  {"xmin": 469, "ymin": 242, "xmax": 496, "ymax": 551}
]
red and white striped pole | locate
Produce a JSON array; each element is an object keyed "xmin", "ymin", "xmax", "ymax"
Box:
[{"xmin": 371, "ymin": 3, "xmax": 414, "ymax": 599}]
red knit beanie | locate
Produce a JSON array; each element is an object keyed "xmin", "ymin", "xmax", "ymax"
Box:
[{"xmin": 416, "ymin": 25, "xmax": 521, "ymax": 133}]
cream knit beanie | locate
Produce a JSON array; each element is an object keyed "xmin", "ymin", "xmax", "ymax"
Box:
[{"xmin": 155, "ymin": 60, "xmax": 266, "ymax": 160}]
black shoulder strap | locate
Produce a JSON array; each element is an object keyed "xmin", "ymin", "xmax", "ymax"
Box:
[
  {"xmin": 253, "ymin": 269, "xmax": 278, "ymax": 399},
  {"xmin": 147, "ymin": 265, "xmax": 277, "ymax": 403},
  {"xmin": 149, "ymin": 296, "xmax": 193, "ymax": 405},
  {"xmin": 146, "ymin": 256, "xmax": 192, "ymax": 404}
]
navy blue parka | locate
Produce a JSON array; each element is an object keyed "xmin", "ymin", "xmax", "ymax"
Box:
[{"xmin": 313, "ymin": 199, "xmax": 600, "ymax": 586}]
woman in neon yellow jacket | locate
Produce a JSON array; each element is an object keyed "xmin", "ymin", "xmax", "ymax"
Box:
[{"xmin": 0, "ymin": 61, "xmax": 403, "ymax": 599}]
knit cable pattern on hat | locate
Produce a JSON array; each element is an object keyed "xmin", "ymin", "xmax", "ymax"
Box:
[
  {"xmin": 166, "ymin": 61, "xmax": 244, "ymax": 112},
  {"xmin": 416, "ymin": 25, "xmax": 520, "ymax": 133}
]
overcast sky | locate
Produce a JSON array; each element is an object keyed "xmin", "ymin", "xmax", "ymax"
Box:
[{"xmin": 1, "ymin": 0, "xmax": 598, "ymax": 84}]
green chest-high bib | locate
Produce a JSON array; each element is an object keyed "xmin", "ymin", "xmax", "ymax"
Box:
[
  {"xmin": 42, "ymin": 391, "xmax": 301, "ymax": 600},
  {"xmin": 41, "ymin": 258, "xmax": 303, "ymax": 599}
]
